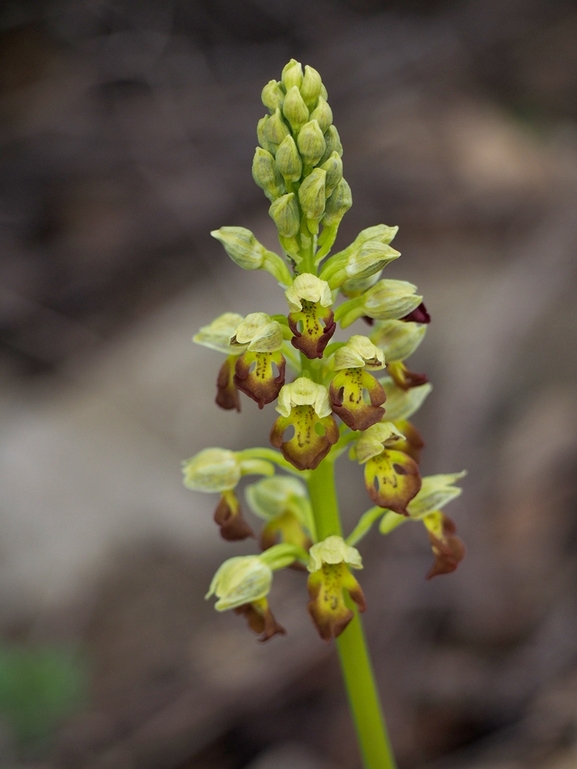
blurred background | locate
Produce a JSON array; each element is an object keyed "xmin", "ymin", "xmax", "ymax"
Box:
[{"xmin": 1, "ymin": 0, "xmax": 577, "ymax": 767}]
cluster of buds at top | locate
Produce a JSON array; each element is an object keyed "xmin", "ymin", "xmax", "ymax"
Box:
[
  {"xmin": 183, "ymin": 60, "xmax": 466, "ymax": 643},
  {"xmin": 252, "ymin": 59, "xmax": 351, "ymax": 262}
]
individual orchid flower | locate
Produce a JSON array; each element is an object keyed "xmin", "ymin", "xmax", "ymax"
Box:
[
  {"xmin": 335, "ymin": 279, "xmax": 423, "ymax": 328},
  {"xmin": 231, "ymin": 312, "xmax": 286, "ymax": 408},
  {"xmin": 328, "ymin": 335, "xmax": 387, "ymax": 431},
  {"xmin": 285, "ymin": 274, "xmax": 336, "ymax": 359},
  {"xmin": 270, "ymin": 377, "xmax": 339, "ymax": 470},
  {"xmin": 405, "ymin": 472, "xmax": 467, "ymax": 578},
  {"xmin": 307, "ymin": 536, "xmax": 365, "ymax": 641},
  {"xmin": 245, "ymin": 475, "xmax": 314, "ymax": 551},
  {"xmin": 319, "ymin": 226, "xmax": 400, "ymax": 290},
  {"xmin": 355, "ymin": 422, "xmax": 421, "ymax": 515},
  {"xmin": 193, "ymin": 312, "xmax": 245, "ymax": 411},
  {"xmin": 370, "ymin": 318, "xmax": 428, "ymax": 391},
  {"xmin": 182, "ymin": 448, "xmax": 274, "ymax": 541},
  {"xmin": 211, "ymin": 226, "xmax": 293, "ymax": 287},
  {"xmin": 206, "ymin": 555, "xmax": 284, "ymax": 641}
]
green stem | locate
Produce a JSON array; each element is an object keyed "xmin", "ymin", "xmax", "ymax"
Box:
[
  {"xmin": 307, "ymin": 459, "xmax": 397, "ymax": 769},
  {"xmin": 336, "ymin": 608, "xmax": 397, "ymax": 769}
]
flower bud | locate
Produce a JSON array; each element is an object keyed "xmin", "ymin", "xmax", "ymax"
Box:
[
  {"xmin": 281, "ymin": 58, "xmax": 303, "ymax": 91},
  {"xmin": 341, "ymin": 270, "xmax": 382, "ymax": 298},
  {"xmin": 252, "ymin": 147, "xmax": 286, "ymax": 201},
  {"xmin": 310, "ymin": 96, "xmax": 333, "ymax": 133},
  {"xmin": 363, "ymin": 280, "xmax": 422, "ymax": 321},
  {"xmin": 320, "ymin": 151, "xmax": 343, "ymax": 197},
  {"xmin": 263, "ymin": 108, "xmax": 290, "ymax": 146},
  {"xmin": 298, "ymin": 168, "xmax": 326, "ymax": 221},
  {"xmin": 211, "ymin": 226, "xmax": 265, "ymax": 270},
  {"xmin": 246, "ymin": 477, "xmax": 313, "ymax": 551},
  {"xmin": 257, "ymin": 116, "xmax": 274, "ymax": 153},
  {"xmin": 345, "ymin": 242, "xmax": 400, "ymax": 280},
  {"xmin": 246, "ymin": 476, "xmax": 310, "ymax": 521},
  {"xmin": 193, "ymin": 312, "xmax": 244, "ymax": 355},
  {"xmin": 207, "ymin": 555, "xmax": 272, "ymax": 611},
  {"xmin": 182, "ymin": 448, "xmax": 274, "ymax": 493},
  {"xmin": 182, "ymin": 448, "xmax": 242, "ymax": 492},
  {"xmin": 297, "ymin": 120, "xmax": 326, "ymax": 166},
  {"xmin": 275, "ymin": 136, "xmax": 303, "ymax": 182},
  {"xmin": 370, "ymin": 319, "xmax": 426, "ymax": 362},
  {"xmin": 261, "ymin": 79, "xmax": 284, "ymax": 112},
  {"xmin": 322, "ymin": 178, "xmax": 352, "ymax": 226},
  {"xmin": 320, "ymin": 239, "xmax": 398, "ymax": 290},
  {"xmin": 351, "ymin": 224, "xmax": 398, "ymax": 247},
  {"xmin": 379, "ymin": 376, "xmax": 432, "ymax": 421},
  {"xmin": 336, "ymin": 279, "xmax": 422, "ymax": 328},
  {"xmin": 319, "ymin": 125, "xmax": 342, "ymax": 164},
  {"xmin": 269, "ymin": 193, "xmax": 300, "ymax": 238},
  {"xmin": 300, "ymin": 65, "xmax": 322, "ymax": 107},
  {"xmin": 282, "ymin": 85, "xmax": 309, "ymax": 131}
]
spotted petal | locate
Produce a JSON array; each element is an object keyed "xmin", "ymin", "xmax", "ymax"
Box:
[
  {"xmin": 234, "ymin": 350, "xmax": 286, "ymax": 409},
  {"xmin": 288, "ymin": 300, "xmax": 336, "ymax": 359},
  {"xmin": 307, "ymin": 563, "xmax": 366, "ymax": 641},
  {"xmin": 364, "ymin": 448, "xmax": 421, "ymax": 515},
  {"xmin": 270, "ymin": 406, "xmax": 339, "ymax": 470},
  {"xmin": 329, "ymin": 368, "xmax": 386, "ymax": 431}
]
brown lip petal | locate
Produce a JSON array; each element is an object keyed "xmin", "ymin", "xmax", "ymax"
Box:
[
  {"xmin": 216, "ymin": 357, "xmax": 241, "ymax": 411},
  {"xmin": 401, "ymin": 302, "xmax": 431, "ymax": 324},
  {"xmin": 214, "ymin": 495, "xmax": 255, "ymax": 541},
  {"xmin": 234, "ymin": 351, "xmax": 286, "ymax": 408},
  {"xmin": 393, "ymin": 420, "xmax": 425, "ymax": 464},
  {"xmin": 288, "ymin": 303, "xmax": 336, "ymax": 359},
  {"xmin": 270, "ymin": 409, "xmax": 339, "ymax": 470},
  {"xmin": 234, "ymin": 602, "xmax": 286, "ymax": 642},
  {"xmin": 307, "ymin": 564, "xmax": 366, "ymax": 642},
  {"xmin": 329, "ymin": 368, "xmax": 386, "ymax": 431},
  {"xmin": 388, "ymin": 361, "xmax": 429, "ymax": 391},
  {"xmin": 365, "ymin": 449, "xmax": 421, "ymax": 515},
  {"xmin": 426, "ymin": 515, "xmax": 466, "ymax": 579}
]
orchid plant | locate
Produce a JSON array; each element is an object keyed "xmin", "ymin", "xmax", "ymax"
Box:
[{"xmin": 182, "ymin": 59, "xmax": 466, "ymax": 769}]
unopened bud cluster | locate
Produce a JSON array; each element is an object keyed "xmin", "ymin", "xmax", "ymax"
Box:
[
  {"xmin": 253, "ymin": 60, "xmax": 351, "ymax": 262},
  {"xmin": 183, "ymin": 60, "xmax": 466, "ymax": 643}
]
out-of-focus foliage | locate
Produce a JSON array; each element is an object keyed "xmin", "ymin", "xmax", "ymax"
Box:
[{"xmin": 0, "ymin": 644, "xmax": 86, "ymax": 751}]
